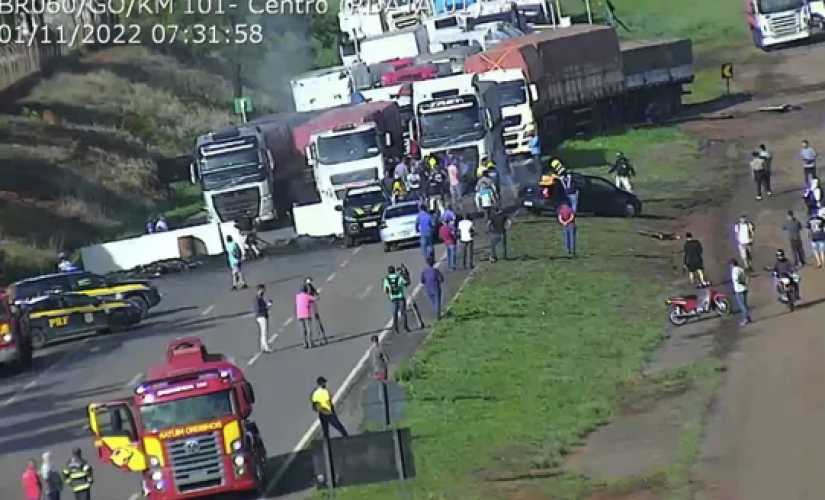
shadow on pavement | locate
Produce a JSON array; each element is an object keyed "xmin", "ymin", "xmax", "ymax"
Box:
[{"xmin": 265, "ymin": 448, "xmax": 316, "ymax": 496}]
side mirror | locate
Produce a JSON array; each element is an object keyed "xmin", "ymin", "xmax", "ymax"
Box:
[
  {"xmin": 485, "ymin": 108, "xmax": 493, "ymax": 129},
  {"xmin": 241, "ymin": 380, "xmax": 256, "ymax": 405},
  {"xmin": 528, "ymin": 83, "xmax": 538, "ymax": 103},
  {"xmin": 334, "ymin": 205, "xmax": 343, "ymax": 212},
  {"xmin": 189, "ymin": 161, "xmax": 199, "ymax": 184},
  {"xmin": 384, "ymin": 132, "xmax": 392, "ymax": 147}
]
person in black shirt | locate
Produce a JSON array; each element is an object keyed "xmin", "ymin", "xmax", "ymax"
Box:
[
  {"xmin": 487, "ymin": 209, "xmax": 511, "ymax": 262},
  {"xmin": 682, "ymin": 233, "xmax": 709, "ymax": 288},
  {"xmin": 608, "ymin": 152, "xmax": 636, "ymax": 192},
  {"xmin": 235, "ymin": 211, "xmax": 261, "ymax": 258},
  {"xmin": 772, "ymin": 249, "xmax": 799, "ymax": 300}
]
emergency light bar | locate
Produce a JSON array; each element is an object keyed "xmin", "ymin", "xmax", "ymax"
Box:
[
  {"xmin": 332, "ymin": 123, "xmax": 358, "ymax": 132},
  {"xmin": 137, "ymin": 369, "xmax": 231, "ymax": 396}
]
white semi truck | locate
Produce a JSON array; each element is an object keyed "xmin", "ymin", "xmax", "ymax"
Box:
[
  {"xmin": 411, "ymin": 73, "xmax": 504, "ymax": 181},
  {"xmin": 746, "ymin": 0, "xmax": 821, "ymax": 49},
  {"xmin": 476, "ymin": 69, "xmax": 538, "ymax": 156}
]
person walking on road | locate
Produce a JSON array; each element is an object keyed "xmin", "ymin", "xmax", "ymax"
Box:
[
  {"xmin": 370, "ymin": 335, "xmax": 389, "ymax": 381},
  {"xmin": 420, "ymin": 256, "xmax": 444, "ymax": 320},
  {"xmin": 734, "ymin": 215, "xmax": 755, "ymax": 271},
  {"xmin": 439, "ymin": 219, "xmax": 457, "ymax": 271},
  {"xmin": 750, "ymin": 150, "xmax": 770, "ymax": 200},
  {"xmin": 758, "ymin": 143, "xmax": 773, "ymax": 188},
  {"xmin": 457, "ymin": 214, "xmax": 475, "ymax": 269},
  {"xmin": 304, "ymin": 277, "xmax": 326, "ymax": 337},
  {"xmin": 783, "ymin": 210, "xmax": 806, "ymax": 267},
  {"xmin": 800, "ymin": 139, "xmax": 818, "ymax": 184},
  {"xmin": 383, "ymin": 266, "xmax": 410, "ymax": 334},
  {"xmin": 488, "ymin": 208, "xmax": 511, "ymax": 262},
  {"xmin": 809, "ymin": 208, "xmax": 825, "ymax": 268},
  {"xmin": 682, "ymin": 233, "xmax": 709, "ymax": 287},
  {"xmin": 42, "ymin": 451, "xmax": 62, "ymax": 500},
  {"xmin": 22, "ymin": 458, "xmax": 42, "ymax": 500},
  {"xmin": 297, "ymin": 285, "xmax": 325, "ymax": 348},
  {"xmin": 311, "ymin": 377, "xmax": 349, "ymax": 439},
  {"xmin": 609, "ymin": 151, "xmax": 635, "ymax": 192},
  {"xmin": 415, "ymin": 204, "xmax": 435, "ymax": 261},
  {"xmin": 558, "ymin": 203, "xmax": 577, "ymax": 256},
  {"xmin": 226, "ymin": 235, "xmax": 248, "ymax": 291},
  {"xmin": 730, "ymin": 258, "xmax": 752, "ymax": 326},
  {"xmin": 254, "ymin": 285, "xmax": 274, "ymax": 354},
  {"xmin": 62, "ymin": 448, "xmax": 92, "ymax": 500}
]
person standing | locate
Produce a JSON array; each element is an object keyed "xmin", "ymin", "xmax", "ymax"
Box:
[
  {"xmin": 559, "ymin": 169, "xmax": 579, "ymax": 212},
  {"xmin": 226, "ymin": 235, "xmax": 248, "ymax": 291},
  {"xmin": 304, "ymin": 277, "xmax": 326, "ymax": 337},
  {"xmin": 62, "ymin": 449, "xmax": 92, "ymax": 500},
  {"xmin": 682, "ymin": 233, "xmax": 709, "ymax": 287},
  {"xmin": 783, "ymin": 210, "xmax": 805, "ymax": 267},
  {"xmin": 805, "ymin": 177, "xmax": 824, "ymax": 216},
  {"xmin": 730, "ymin": 258, "xmax": 752, "ymax": 326},
  {"xmin": 42, "ymin": 451, "xmax": 62, "ymax": 500},
  {"xmin": 487, "ymin": 208, "xmax": 511, "ymax": 262},
  {"xmin": 21, "ymin": 459, "xmax": 42, "ymax": 500},
  {"xmin": 311, "ymin": 377, "xmax": 349, "ymax": 438},
  {"xmin": 758, "ymin": 143, "xmax": 773, "ymax": 189},
  {"xmin": 447, "ymin": 157, "xmax": 462, "ymax": 207},
  {"xmin": 800, "ymin": 139, "xmax": 818, "ymax": 184},
  {"xmin": 808, "ymin": 208, "xmax": 825, "ymax": 268},
  {"xmin": 394, "ymin": 157, "xmax": 409, "ymax": 180},
  {"xmin": 383, "ymin": 266, "xmax": 410, "ymax": 334},
  {"xmin": 420, "ymin": 256, "xmax": 444, "ymax": 320},
  {"xmin": 557, "ymin": 203, "xmax": 577, "ymax": 256},
  {"xmin": 609, "ymin": 151, "xmax": 635, "ymax": 192},
  {"xmin": 734, "ymin": 215, "xmax": 755, "ymax": 271},
  {"xmin": 296, "ymin": 285, "xmax": 324, "ymax": 348},
  {"xmin": 253, "ymin": 285, "xmax": 274, "ymax": 354},
  {"xmin": 370, "ymin": 335, "xmax": 389, "ymax": 381},
  {"xmin": 415, "ymin": 205, "xmax": 435, "ymax": 261},
  {"xmin": 457, "ymin": 214, "xmax": 475, "ymax": 269},
  {"xmin": 750, "ymin": 150, "xmax": 770, "ymax": 200},
  {"xmin": 439, "ymin": 220, "xmax": 457, "ymax": 271}
]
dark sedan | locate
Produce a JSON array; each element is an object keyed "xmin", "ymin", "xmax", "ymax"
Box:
[{"xmin": 519, "ymin": 174, "xmax": 642, "ymax": 217}]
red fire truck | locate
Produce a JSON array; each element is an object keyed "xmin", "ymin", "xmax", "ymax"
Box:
[{"xmin": 86, "ymin": 337, "xmax": 267, "ymax": 500}]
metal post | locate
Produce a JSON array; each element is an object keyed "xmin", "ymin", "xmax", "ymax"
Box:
[
  {"xmin": 585, "ymin": 0, "xmax": 592, "ymax": 23},
  {"xmin": 725, "ymin": 79, "xmax": 731, "ymax": 96},
  {"xmin": 554, "ymin": 0, "xmax": 562, "ymax": 25},
  {"xmin": 380, "ymin": 381, "xmax": 407, "ymax": 481}
]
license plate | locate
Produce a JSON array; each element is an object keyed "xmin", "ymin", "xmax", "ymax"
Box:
[
  {"xmin": 399, "ymin": 231, "xmax": 411, "ymax": 237},
  {"xmin": 523, "ymin": 200, "xmax": 533, "ymax": 206},
  {"xmin": 363, "ymin": 222, "xmax": 378, "ymax": 228}
]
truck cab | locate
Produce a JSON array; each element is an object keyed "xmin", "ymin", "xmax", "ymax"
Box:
[
  {"xmin": 193, "ymin": 127, "xmax": 276, "ymax": 224},
  {"xmin": 746, "ymin": 0, "xmax": 814, "ymax": 49},
  {"xmin": 87, "ymin": 338, "xmax": 266, "ymax": 500},
  {"xmin": 477, "ymin": 68, "xmax": 538, "ymax": 156}
]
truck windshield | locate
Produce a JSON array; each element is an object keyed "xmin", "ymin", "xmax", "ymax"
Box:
[
  {"xmin": 140, "ymin": 391, "xmax": 234, "ymax": 431},
  {"xmin": 329, "ymin": 168, "xmax": 380, "ymax": 186},
  {"xmin": 498, "ymin": 80, "xmax": 527, "ymax": 107},
  {"xmin": 419, "ymin": 98, "xmax": 483, "ymax": 146},
  {"xmin": 757, "ymin": 0, "xmax": 804, "ymax": 13},
  {"xmin": 199, "ymin": 148, "xmax": 263, "ymax": 191},
  {"xmin": 317, "ymin": 130, "xmax": 381, "ymax": 165}
]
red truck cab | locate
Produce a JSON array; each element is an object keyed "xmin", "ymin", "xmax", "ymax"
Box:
[
  {"xmin": 0, "ymin": 291, "xmax": 33, "ymax": 373},
  {"xmin": 86, "ymin": 338, "xmax": 266, "ymax": 500}
]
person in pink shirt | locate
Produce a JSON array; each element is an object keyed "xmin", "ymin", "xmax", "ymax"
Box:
[
  {"xmin": 447, "ymin": 157, "xmax": 462, "ymax": 206},
  {"xmin": 21, "ymin": 459, "xmax": 42, "ymax": 500},
  {"xmin": 296, "ymin": 285, "xmax": 326, "ymax": 348},
  {"xmin": 557, "ymin": 203, "xmax": 577, "ymax": 256}
]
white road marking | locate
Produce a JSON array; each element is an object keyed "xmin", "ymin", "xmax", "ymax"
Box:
[
  {"xmin": 325, "ymin": 272, "xmax": 336, "ymax": 283},
  {"xmin": 90, "ymin": 346, "xmax": 100, "ymax": 353},
  {"xmin": 247, "ymin": 354, "xmax": 260, "ymax": 366},
  {"xmin": 352, "ymin": 246, "xmax": 362, "ymax": 254},
  {"xmin": 339, "ymin": 258, "xmax": 351, "ymax": 268},
  {"xmin": 281, "ymin": 317, "xmax": 294, "ymax": 328},
  {"xmin": 356, "ymin": 285, "xmax": 373, "ymax": 300},
  {"xmin": 126, "ymin": 492, "xmax": 140, "ymax": 500},
  {"xmin": 262, "ymin": 209, "xmax": 522, "ymax": 496},
  {"xmin": 201, "ymin": 305, "xmax": 215, "ymax": 316},
  {"xmin": 127, "ymin": 373, "xmax": 144, "ymax": 387},
  {"xmin": 1, "ymin": 339, "xmax": 91, "ymax": 408}
]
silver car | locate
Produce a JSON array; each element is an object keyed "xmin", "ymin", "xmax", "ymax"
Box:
[{"xmin": 380, "ymin": 201, "xmax": 421, "ymax": 252}]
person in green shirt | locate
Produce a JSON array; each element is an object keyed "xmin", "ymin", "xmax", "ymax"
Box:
[{"xmin": 383, "ymin": 266, "xmax": 410, "ymax": 334}]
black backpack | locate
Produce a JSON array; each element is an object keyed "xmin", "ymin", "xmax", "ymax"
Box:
[{"xmin": 386, "ymin": 275, "xmax": 402, "ymax": 296}]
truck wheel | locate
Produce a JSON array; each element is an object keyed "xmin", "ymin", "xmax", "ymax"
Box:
[
  {"xmin": 109, "ymin": 311, "xmax": 131, "ymax": 333},
  {"xmin": 344, "ymin": 235, "xmax": 355, "ymax": 248},
  {"xmin": 127, "ymin": 295, "xmax": 150, "ymax": 319}
]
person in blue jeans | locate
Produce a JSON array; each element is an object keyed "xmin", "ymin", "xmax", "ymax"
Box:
[
  {"xmin": 420, "ymin": 256, "xmax": 444, "ymax": 319},
  {"xmin": 729, "ymin": 258, "xmax": 752, "ymax": 325},
  {"xmin": 439, "ymin": 221, "xmax": 457, "ymax": 271},
  {"xmin": 415, "ymin": 205, "xmax": 435, "ymax": 261},
  {"xmin": 557, "ymin": 203, "xmax": 576, "ymax": 256}
]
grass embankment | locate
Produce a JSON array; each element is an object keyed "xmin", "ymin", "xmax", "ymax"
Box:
[
  {"xmin": 0, "ymin": 46, "xmax": 279, "ymax": 280},
  {"xmin": 331, "ymin": 128, "xmax": 728, "ymax": 500}
]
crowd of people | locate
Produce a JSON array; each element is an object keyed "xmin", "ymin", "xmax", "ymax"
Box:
[{"xmin": 21, "ymin": 449, "xmax": 93, "ymax": 500}]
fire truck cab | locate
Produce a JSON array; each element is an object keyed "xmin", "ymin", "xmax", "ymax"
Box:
[{"xmin": 86, "ymin": 337, "xmax": 267, "ymax": 500}]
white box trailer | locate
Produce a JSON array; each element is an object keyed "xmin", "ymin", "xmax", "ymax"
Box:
[{"xmin": 356, "ymin": 26, "xmax": 430, "ymax": 65}]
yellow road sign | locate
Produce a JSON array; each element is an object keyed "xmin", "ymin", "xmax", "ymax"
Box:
[{"xmin": 721, "ymin": 63, "xmax": 734, "ymax": 79}]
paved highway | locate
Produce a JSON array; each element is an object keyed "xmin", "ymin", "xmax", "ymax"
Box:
[{"xmin": 0, "ymin": 226, "xmax": 481, "ymax": 499}]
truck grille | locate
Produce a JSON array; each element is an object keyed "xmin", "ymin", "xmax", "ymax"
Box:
[
  {"xmin": 502, "ymin": 115, "xmax": 522, "ymax": 129},
  {"xmin": 168, "ymin": 432, "xmax": 225, "ymax": 493},
  {"xmin": 768, "ymin": 13, "xmax": 800, "ymax": 37},
  {"xmin": 390, "ymin": 12, "xmax": 419, "ymax": 29},
  {"xmin": 212, "ymin": 187, "xmax": 260, "ymax": 222}
]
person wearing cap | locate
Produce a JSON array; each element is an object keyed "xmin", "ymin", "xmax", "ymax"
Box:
[
  {"xmin": 608, "ymin": 152, "xmax": 635, "ymax": 192},
  {"xmin": 311, "ymin": 377, "xmax": 349, "ymax": 438},
  {"xmin": 62, "ymin": 448, "xmax": 93, "ymax": 500}
]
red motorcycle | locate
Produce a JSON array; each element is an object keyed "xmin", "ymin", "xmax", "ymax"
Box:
[{"xmin": 665, "ymin": 289, "xmax": 732, "ymax": 326}]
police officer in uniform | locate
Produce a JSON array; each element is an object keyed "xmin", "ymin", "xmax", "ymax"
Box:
[{"xmin": 62, "ymin": 448, "xmax": 93, "ymax": 500}]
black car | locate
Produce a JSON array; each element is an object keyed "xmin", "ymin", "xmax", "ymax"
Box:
[
  {"xmin": 335, "ymin": 182, "xmax": 391, "ymax": 247},
  {"xmin": 520, "ymin": 173, "xmax": 642, "ymax": 217},
  {"xmin": 8, "ymin": 271, "xmax": 162, "ymax": 319}
]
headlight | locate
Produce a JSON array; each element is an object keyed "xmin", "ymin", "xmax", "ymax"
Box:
[
  {"xmin": 151, "ymin": 470, "xmax": 163, "ymax": 481},
  {"xmin": 1, "ymin": 333, "xmax": 11, "ymax": 343},
  {"xmin": 149, "ymin": 456, "xmax": 160, "ymax": 467},
  {"xmin": 233, "ymin": 455, "xmax": 245, "ymax": 466},
  {"xmin": 231, "ymin": 439, "xmax": 242, "ymax": 452}
]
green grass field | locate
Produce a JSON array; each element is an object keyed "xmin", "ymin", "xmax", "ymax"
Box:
[{"xmin": 328, "ymin": 128, "xmax": 722, "ymax": 499}]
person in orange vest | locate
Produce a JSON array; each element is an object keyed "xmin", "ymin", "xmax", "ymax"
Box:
[{"xmin": 539, "ymin": 158, "xmax": 564, "ymax": 186}]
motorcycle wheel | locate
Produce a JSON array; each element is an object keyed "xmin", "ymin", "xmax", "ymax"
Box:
[
  {"xmin": 668, "ymin": 305, "xmax": 688, "ymax": 326},
  {"xmin": 714, "ymin": 297, "xmax": 732, "ymax": 316}
]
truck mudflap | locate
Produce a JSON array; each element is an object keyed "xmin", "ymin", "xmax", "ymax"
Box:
[
  {"xmin": 293, "ymin": 201, "xmax": 344, "ymax": 237},
  {"xmin": 87, "ymin": 401, "xmax": 148, "ymax": 473}
]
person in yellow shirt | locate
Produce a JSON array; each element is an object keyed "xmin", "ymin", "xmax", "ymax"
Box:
[{"xmin": 311, "ymin": 376, "xmax": 349, "ymax": 438}]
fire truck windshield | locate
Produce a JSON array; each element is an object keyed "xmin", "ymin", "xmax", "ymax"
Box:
[{"xmin": 140, "ymin": 391, "xmax": 234, "ymax": 431}]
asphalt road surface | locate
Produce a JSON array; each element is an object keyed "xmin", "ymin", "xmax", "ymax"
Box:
[{"xmin": 0, "ymin": 220, "xmax": 486, "ymax": 500}]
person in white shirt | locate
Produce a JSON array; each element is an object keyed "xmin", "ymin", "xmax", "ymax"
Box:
[
  {"xmin": 457, "ymin": 214, "xmax": 475, "ymax": 269},
  {"xmin": 734, "ymin": 215, "xmax": 755, "ymax": 271},
  {"xmin": 729, "ymin": 258, "xmax": 752, "ymax": 325}
]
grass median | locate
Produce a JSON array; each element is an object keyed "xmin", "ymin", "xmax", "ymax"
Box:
[{"xmin": 329, "ymin": 128, "xmax": 718, "ymax": 500}]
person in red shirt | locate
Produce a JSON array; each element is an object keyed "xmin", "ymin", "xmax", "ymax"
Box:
[
  {"xmin": 557, "ymin": 203, "xmax": 577, "ymax": 256},
  {"xmin": 438, "ymin": 221, "xmax": 457, "ymax": 271},
  {"xmin": 22, "ymin": 458, "xmax": 42, "ymax": 500}
]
